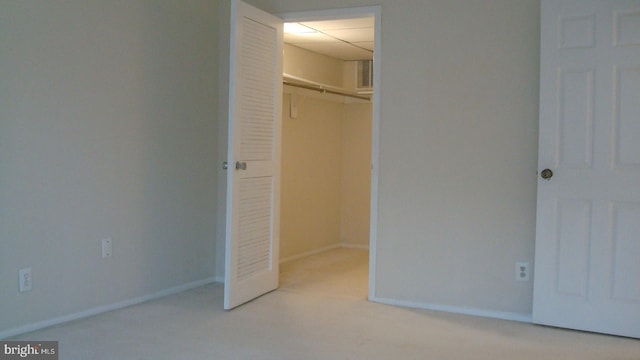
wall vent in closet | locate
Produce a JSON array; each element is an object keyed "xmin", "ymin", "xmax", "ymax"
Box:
[{"xmin": 356, "ymin": 60, "xmax": 373, "ymax": 93}]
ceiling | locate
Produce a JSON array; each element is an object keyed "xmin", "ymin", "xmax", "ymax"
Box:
[{"xmin": 284, "ymin": 17, "xmax": 374, "ymax": 61}]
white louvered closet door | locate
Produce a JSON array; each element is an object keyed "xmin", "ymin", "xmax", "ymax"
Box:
[{"xmin": 224, "ymin": 0, "xmax": 282, "ymax": 310}]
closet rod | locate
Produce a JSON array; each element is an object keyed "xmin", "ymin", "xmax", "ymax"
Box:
[
  {"xmin": 283, "ymin": 81, "xmax": 371, "ymax": 101},
  {"xmin": 282, "ymin": 73, "xmax": 371, "ymax": 101}
]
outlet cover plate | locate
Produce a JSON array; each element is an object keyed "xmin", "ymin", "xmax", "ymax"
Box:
[
  {"xmin": 516, "ymin": 262, "xmax": 530, "ymax": 282},
  {"xmin": 102, "ymin": 238, "xmax": 113, "ymax": 258},
  {"xmin": 19, "ymin": 268, "xmax": 32, "ymax": 292}
]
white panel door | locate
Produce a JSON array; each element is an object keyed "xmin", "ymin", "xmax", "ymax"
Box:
[
  {"xmin": 533, "ymin": 0, "xmax": 640, "ymax": 338},
  {"xmin": 225, "ymin": 0, "xmax": 283, "ymax": 310}
]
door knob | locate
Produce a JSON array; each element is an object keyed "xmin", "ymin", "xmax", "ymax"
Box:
[
  {"xmin": 540, "ymin": 168, "xmax": 553, "ymax": 180},
  {"xmin": 235, "ymin": 161, "xmax": 247, "ymax": 170}
]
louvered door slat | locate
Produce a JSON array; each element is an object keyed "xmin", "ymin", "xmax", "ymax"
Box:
[{"xmin": 239, "ymin": 18, "xmax": 276, "ymax": 161}]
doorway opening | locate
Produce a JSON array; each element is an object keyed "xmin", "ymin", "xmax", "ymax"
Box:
[
  {"xmin": 222, "ymin": 3, "xmax": 380, "ymax": 309},
  {"xmin": 278, "ymin": 8, "xmax": 380, "ymax": 300}
]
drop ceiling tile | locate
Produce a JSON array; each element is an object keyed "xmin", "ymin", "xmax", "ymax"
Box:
[
  {"xmin": 322, "ymin": 28, "xmax": 374, "ymax": 42},
  {"xmin": 353, "ymin": 42, "xmax": 374, "ymax": 51},
  {"xmin": 297, "ymin": 42, "xmax": 373, "ymax": 60},
  {"xmin": 284, "ymin": 32, "xmax": 337, "ymax": 43},
  {"xmin": 284, "ymin": 17, "xmax": 374, "ymax": 60},
  {"xmin": 301, "ymin": 17, "xmax": 374, "ymax": 30}
]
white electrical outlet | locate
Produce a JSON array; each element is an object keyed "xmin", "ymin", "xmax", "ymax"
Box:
[
  {"xmin": 101, "ymin": 238, "xmax": 113, "ymax": 258},
  {"xmin": 516, "ymin": 262, "xmax": 529, "ymax": 282},
  {"xmin": 19, "ymin": 268, "xmax": 32, "ymax": 292}
]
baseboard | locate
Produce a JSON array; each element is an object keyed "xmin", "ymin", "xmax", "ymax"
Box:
[
  {"xmin": 0, "ymin": 277, "xmax": 216, "ymax": 340},
  {"xmin": 370, "ymin": 296, "xmax": 533, "ymax": 323},
  {"xmin": 340, "ymin": 243, "xmax": 369, "ymax": 250},
  {"xmin": 279, "ymin": 244, "xmax": 340, "ymax": 264}
]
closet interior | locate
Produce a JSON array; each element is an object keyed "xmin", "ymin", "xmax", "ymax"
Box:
[{"xmin": 279, "ymin": 17, "xmax": 374, "ymax": 284}]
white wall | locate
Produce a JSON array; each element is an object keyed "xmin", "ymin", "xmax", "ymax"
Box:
[
  {"xmin": 0, "ymin": 0, "xmax": 218, "ymax": 336},
  {"xmin": 244, "ymin": 0, "xmax": 540, "ymax": 316},
  {"xmin": 2, "ymin": 0, "xmax": 539, "ymax": 334},
  {"xmin": 341, "ymin": 103, "xmax": 372, "ymax": 248},
  {"xmin": 280, "ymin": 90, "xmax": 344, "ymax": 259},
  {"xmin": 284, "ymin": 43, "xmax": 344, "ymax": 87}
]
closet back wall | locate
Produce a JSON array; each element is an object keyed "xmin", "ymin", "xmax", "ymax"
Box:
[
  {"xmin": 283, "ymin": 43, "xmax": 343, "ymax": 86},
  {"xmin": 341, "ymin": 103, "xmax": 371, "ymax": 249},
  {"xmin": 281, "ymin": 92, "xmax": 343, "ymax": 259},
  {"xmin": 281, "ymin": 44, "xmax": 371, "ymax": 261}
]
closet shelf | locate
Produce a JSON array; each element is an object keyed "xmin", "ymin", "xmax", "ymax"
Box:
[{"xmin": 283, "ymin": 73, "xmax": 371, "ymax": 101}]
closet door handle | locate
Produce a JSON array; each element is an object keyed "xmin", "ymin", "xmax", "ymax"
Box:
[{"xmin": 235, "ymin": 161, "xmax": 247, "ymax": 170}]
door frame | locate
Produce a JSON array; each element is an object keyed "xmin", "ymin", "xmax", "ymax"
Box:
[{"xmin": 279, "ymin": 6, "xmax": 382, "ymax": 300}]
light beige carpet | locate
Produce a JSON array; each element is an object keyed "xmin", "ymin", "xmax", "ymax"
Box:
[{"xmin": 12, "ymin": 248, "xmax": 640, "ymax": 359}]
